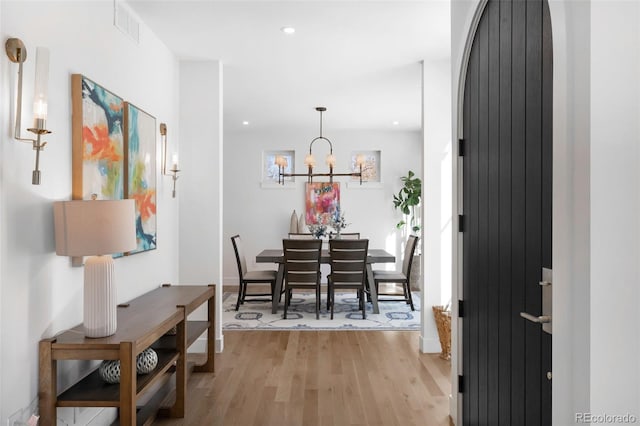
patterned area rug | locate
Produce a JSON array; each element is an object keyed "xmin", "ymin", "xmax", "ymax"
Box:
[{"xmin": 223, "ymin": 291, "xmax": 421, "ymax": 331}]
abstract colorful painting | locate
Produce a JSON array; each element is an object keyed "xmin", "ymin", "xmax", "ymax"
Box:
[
  {"xmin": 124, "ymin": 103, "xmax": 157, "ymax": 254},
  {"xmin": 305, "ymin": 182, "xmax": 340, "ymax": 225},
  {"xmin": 71, "ymin": 74, "xmax": 125, "ymax": 201}
]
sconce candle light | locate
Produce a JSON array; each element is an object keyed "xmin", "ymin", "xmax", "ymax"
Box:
[
  {"xmin": 160, "ymin": 123, "xmax": 180, "ymax": 197},
  {"xmin": 277, "ymin": 107, "xmax": 363, "ymax": 185},
  {"xmin": 5, "ymin": 38, "xmax": 52, "ymax": 185}
]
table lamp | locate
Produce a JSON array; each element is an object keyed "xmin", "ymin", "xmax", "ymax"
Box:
[{"xmin": 53, "ymin": 199, "xmax": 136, "ymax": 338}]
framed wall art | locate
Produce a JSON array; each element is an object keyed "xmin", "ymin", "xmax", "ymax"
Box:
[
  {"xmin": 305, "ymin": 182, "xmax": 340, "ymax": 225},
  {"xmin": 124, "ymin": 102, "xmax": 157, "ymax": 254},
  {"xmin": 348, "ymin": 150, "xmax": 382, "ymax": 188},
  {"xmin": 262, "ymin": 150, "xmax": 295, "ymax": 187},
  {"xmin": 351, "ymin": 150, "xmax": 381, "ymax": 182},
  {"xmin": 71, "ymin": 74, "xmax": 125, "ymax": 201}
]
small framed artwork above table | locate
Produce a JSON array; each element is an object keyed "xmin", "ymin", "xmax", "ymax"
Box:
[
  {"xmin": 261, "ymin": 150, "xmax": 295, "ymax": 188},
  {"xmin": 348, "ymin": 150, "xmax": 382, "ymax": 188}
]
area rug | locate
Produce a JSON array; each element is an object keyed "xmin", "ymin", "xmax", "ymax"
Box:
[{"xmin": 223, "ymin": 291, "xmax": 421, "ymax": 331}]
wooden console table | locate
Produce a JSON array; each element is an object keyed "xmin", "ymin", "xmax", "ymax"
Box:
[{"xmin": 38, "ymin": 284, "xmax": 215, "ymax": 426}]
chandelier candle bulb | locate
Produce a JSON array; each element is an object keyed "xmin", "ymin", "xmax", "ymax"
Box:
[
  {"xmin": 171, "ymin": 153, "xmax": 178, "ymax": 170},
  {"xmin": 304, "ymin": 153, "xmax": 315, "ymax": 168},
  {"xmin": 326, "ymin": 153, "xmax": 336, "ymax": 168}
]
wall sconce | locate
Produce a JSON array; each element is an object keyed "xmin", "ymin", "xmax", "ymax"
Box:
[
  {"xmin": 277, "ymin": 107, "xmax": 363, "ymax": 184},
  {"xmin": 160, "ymin": 123, "xmax": 180, "ymax": 198},
  {"xmin": 5, "ymin": 38, "xmax": 52, "ymax": 185}
]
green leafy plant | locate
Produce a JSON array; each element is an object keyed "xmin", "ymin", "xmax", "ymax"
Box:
[{"xmin": 393, "ymin": 170, "xmax": 422, "ymax": 233}]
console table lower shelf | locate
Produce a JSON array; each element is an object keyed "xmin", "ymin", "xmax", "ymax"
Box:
[{"xmin": 38, "ymin": 285, "xmax": 215, "ymax": 426}]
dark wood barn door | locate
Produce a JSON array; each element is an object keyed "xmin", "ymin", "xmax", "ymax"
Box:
[{"xmin": 461, "ymin": 0, "xmax": 552, "ymax": 424}]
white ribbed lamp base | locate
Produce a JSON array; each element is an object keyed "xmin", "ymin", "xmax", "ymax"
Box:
[{"xmin": 84, "ymin": 255, "xmax": 117, "ymax": 338}]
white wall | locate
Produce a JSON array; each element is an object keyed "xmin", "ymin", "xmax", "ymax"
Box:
[
  {"xmin": 549, "ymin": 0, "xmax": 592, "ymax": 422},
  {"xmin": 178, "ymin": 61, "xmax": 224, "ymax": 352},
  {"xmin": 0, "ymin": 1, "xmax": 180, "ymax": 423},
  {"xmin": 452, "ymin": 0, "xmax": 640, "ymax": 424},
  {"xmin": 590, "ymin": 0, "xmax": 640, "ymax": 419},
  {"xmin": 422, "ymin": 57, "xmax": 452, "ymax": 354},
  {"xmin": 223, "ymin": 127, "xmax": 422, "ymax": 285}
]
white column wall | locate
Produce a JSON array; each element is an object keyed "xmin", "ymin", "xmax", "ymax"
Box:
[
  {"xmin": 178, "ymin": 61, "xmax": 224, "ymax": 352},
  {"xmin": 590, "ymin": 0, "xmax": 640, "ymax": 419},
  {"xmin": 422, "ymin": 58, "xmax": 452, "ymax": 354},
  {"xmin": 549, "ymin": 1, "xmax": 592, "ymax": 423}
]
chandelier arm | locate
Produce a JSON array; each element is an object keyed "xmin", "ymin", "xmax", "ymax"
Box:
[{"xmin": 308, "ymin": 136, "xmax": 333, "ymax": 154}]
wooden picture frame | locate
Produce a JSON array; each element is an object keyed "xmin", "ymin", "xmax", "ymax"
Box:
[
  {"xmin": 71, "ymin": 74, "xmax": 125, "ymax": 201},
  {"xmin": 124, "ymin": 102, "xmax": 157, "ymax": 254}
]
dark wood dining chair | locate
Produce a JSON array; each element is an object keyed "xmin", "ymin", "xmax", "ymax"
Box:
[
  {"xmin": 231, "ymin": 234, "xmax": 278, "ymax": 311},
  {"xmin": 282, "ymin": 238, "xmax": 322, "ymax": 319},
  {"xmin": 372, "ymin": 235, "xmax": 419, "ymax": 311},
  {"xmin": 327, "ymin": 239, "xmax": 369, "ymax": 319}
]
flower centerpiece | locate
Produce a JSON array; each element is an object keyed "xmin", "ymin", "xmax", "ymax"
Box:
[
  {"xmin": 307, "ymin": 222, "xmax": 328, "ymax": 239},
  {"xmin": 307, "ymin": 212, "xmax": 329, "ymax": 239},
  {"xmin": 329, "ymin": 208, "xmax": 349, "ymax": 238}
]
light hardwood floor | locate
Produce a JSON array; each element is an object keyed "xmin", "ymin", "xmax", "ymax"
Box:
[{"xmin": 154, "ymin": 330, "xmax": 451, "ymax": 426}]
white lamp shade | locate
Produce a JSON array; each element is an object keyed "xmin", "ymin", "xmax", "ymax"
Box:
[{"xmin": 53, "ymin": 200, "xmax": 137, "ymax": 256}]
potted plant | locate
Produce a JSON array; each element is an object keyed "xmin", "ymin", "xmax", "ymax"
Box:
[
  {"xmin": 393, "ymin": 170, "xmax": 422, "ymax": 290},
  {"xmin": 393, "ymin": 170, "xmax": 422, "ymax": 233}
]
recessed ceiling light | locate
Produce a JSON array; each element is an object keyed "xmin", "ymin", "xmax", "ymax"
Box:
[
  {"xmin": 393, "ymin": 121, "xmax": 400, "ymax": 126},
  {"xmin": 281, "ymin": 26, "xmax": 295, "ymax": 34},
  {"xmin": 242, "ymin": 121, "xmax": 250, "ymax": 126}
]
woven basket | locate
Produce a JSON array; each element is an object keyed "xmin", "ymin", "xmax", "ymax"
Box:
[{"xmin": 432, "ymin": 305, "xmax": 451, "ymax": 360}]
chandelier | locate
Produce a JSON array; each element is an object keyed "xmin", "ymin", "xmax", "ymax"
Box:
[{"xmin": 276, "ymin": 107, "xmax": 364, "ymax": 185}]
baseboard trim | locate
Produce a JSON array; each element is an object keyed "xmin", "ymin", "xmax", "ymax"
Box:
[{"xmin": 419, "ymin": 335, "xmax": 442, "ymax": 353}]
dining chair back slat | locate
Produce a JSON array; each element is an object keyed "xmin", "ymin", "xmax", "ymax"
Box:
[
  {"xmin": 336, "ymin": 232, "xmax": 361, "ymax": 239},
  {"xmin": 288, "ymin": 233, "xmax": 315, "ymax": 239}
]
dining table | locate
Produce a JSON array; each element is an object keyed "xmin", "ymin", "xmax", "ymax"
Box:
[{"xmin": 255, "ymin": 248, "xmax": 396, "ymax": 314}]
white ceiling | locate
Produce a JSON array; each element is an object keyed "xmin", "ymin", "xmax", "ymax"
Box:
[{"xmin": 126, "ymin": 0, "xmax": 450, "ymax": 133}]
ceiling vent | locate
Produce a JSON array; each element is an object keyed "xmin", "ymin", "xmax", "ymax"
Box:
[{"xmin": 114, "ymin": 0, "xmax": 140, "ymax": 44}]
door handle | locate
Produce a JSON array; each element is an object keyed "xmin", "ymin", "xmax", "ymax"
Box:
[
  {"xmin": 520, "ymin": 267, "xmax": 552, "ymax": 334},
  {"xmin": 520, "ymin": 312, "xmax": 551, "ymax": 324}
]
